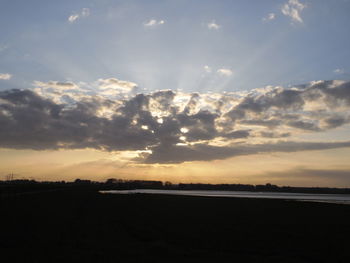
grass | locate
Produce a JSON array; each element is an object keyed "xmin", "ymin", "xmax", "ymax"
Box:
[{"xmin": 1, "ymin": 189, "xmax": 350, "ymax": 262}]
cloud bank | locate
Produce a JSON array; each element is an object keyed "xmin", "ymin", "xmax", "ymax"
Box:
[{"xmin": 1, "ymin": 79, "xmax": 350, "ymax": 163}]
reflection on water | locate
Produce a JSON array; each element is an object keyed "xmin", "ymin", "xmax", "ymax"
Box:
[{"xmin": 100, "ymin": 189, "xmax": 350, "ymax": 204}]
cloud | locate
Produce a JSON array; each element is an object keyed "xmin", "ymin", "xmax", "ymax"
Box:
[
  {"xmin": 322, "ymin": 115, "xmax": 348, "ymax": 129},
  {"xmin": 287, "ymin": 120, "xmax": 321, "ymax": 131},
  {"xmin": 281, "ymin": 0, "xmax": 306, "ymax": 23},
  {"xmin": 260, "ymin": 131, "xmax": 291, "ymax": 138},
  {"xmin": 0, "ymin": 44, "xmax": 8, "ymax": 52},
  {"xmin": 221, "ymin": 130, "xmax": 250, "ymax": 139},
  {"xmin": 265, "ymin": 167, "xmax": 350, "ymax": 185},
  {"xmin": 68, "ymin": 15, "xmax": 79, "ymax": 23},
  {"xmin": 97, "ymin": 78, "xmax": 137, "ymax": 92},
  {"xmin": 262, "ymin": 13, "xmax": 276, "ymax": 22},
  {"xmin": 217, "ymin": 68, "xmax": 233, "ymax": 76},
  {"xmin": 207, "ymin": 20, "xmax": 221, "ymax": 30},
  {"xmin": 144, "ymin": 141, "xmax": 350, "ymax": 164},
  {"xmin": 81, "ymin": 8, "xmax": 90, "ymax": 17},
  {"xmin": 32, "ymin": 77, "xmax": 138, "ymax": 104},
  {"xmin": 143, "ymin": 19, "xmax": 165, "ymax": 27},
  {"xmin": 203, "ymin": 65, "xmax": 212, "ymax": 73},
  {"xmin": 34, "ymin": 81, "xmax": 79, "ymax": 91},
  {"xmin": 334, "ymin": 68, "xmax": 345, "ymax": 74},
  {"xmin": 1, "ymin": 79, "xmax": 350, "ymax": 163},
  {"xmin": 203, "ymin": 66, "xmax": 232, "ymax": 76},
  {"xmin": 68, "ymin": 8, "xmax": 90, "ymax": 23},
  {"xmin": 96, "ymin": 78, "xmax": 138, "ymax": 96},
  {"xmin": 0, "ymin": 73, "xmax": 12, "ymax": 80}
]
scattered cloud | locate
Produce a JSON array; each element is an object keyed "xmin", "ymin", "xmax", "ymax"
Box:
[
  {"xmin": 217, "ymin": 68, "xmax": 233, "ymax": 76},
  {"xmin": 0, "ymin": 44, "xmax": 8, "ymax": 52},
  {"xmin": 207, "ymin": 20, "xmax": 221, "ymax": 30},
  {"xmin": 1, "ymin": 79, "xmax": 350, "ymax": 163},
  {"xmin": 81, "ymin": 8, "xmax": 90, "ymax": 17},
  {"xmin": 262, "ymin": 13, "xmax": 276, "ymax": 22},
  {"xmin": 0, "ymin": 73, "xmax": 12, "ymax": 80},
  {"xmin": 68, "ymin": 14, "xmax": 79, "ymax": 23},
  {"xmin": 203, "ymin": 65, "xmax": 212, "ymax": 73},
  {"xmin": 68, "ymin": 8, "xmax": 90, "ymax": 23},
  {"xmin": 143, "ymin": 19, "xmax": 165, "ymax": 27},
  {"xmin": 334, "ymin": 68, "xmax": 345, "ymax": 74},
  {"xmin": 204, "ymin": 66, "xmax": 232, "ymax": 76},
  {"xmin": 281, "ymin": 0, "xmax": 306, "ymax": 23}
]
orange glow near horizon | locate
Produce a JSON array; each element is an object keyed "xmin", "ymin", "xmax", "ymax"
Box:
[{"xmin": 1, "ymin": 147, "xmax": 350, "ymax": 187}]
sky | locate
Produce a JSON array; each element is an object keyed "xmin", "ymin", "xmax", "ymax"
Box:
[{"xmin": 1, "ymin": 0, "xmax": 350, "ymax": 186}]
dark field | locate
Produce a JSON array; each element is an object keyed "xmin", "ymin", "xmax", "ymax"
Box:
[{"xmin": 1, "ymin": 190, "xmax": 350, "ymax": 262}]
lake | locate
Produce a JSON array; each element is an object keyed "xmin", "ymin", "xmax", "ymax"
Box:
[{"xmin": 100, "ymin": 189, "xmax": 350, "ymax": 204}]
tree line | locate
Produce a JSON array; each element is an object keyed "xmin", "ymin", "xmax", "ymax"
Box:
[{"xmin": 1, "ymin": 178, "xmax": 350, "ymax": 195}]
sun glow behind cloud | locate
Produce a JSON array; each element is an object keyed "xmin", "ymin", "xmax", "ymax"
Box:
[
  {"xmin": 2, "ymin": 76, "xmax": 350, "ymax": 185},
  {"xmin": 1, "ymin": 0, "xmax": 350, "ymax": 186},
  {"xmin": 2, "ymin": 147, "xmax": 350, "ymax": 187},
  {"xmin": 1, "ymin": 77, "xmax": 350, "ymax": 186}
]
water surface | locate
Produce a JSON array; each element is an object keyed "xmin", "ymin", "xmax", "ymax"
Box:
[{"xmin": 100, "ymin": 189, "xmax": 350, "ymax": 204}]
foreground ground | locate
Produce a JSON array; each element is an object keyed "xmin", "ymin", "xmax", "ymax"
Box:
[{"xmin": 1, "ymin": 189, "xmax": 350, "ymax": 262}]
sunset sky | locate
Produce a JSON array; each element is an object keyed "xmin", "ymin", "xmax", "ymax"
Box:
[{"xmin": 1, "ymin": 0, "xmax": 350, "ymax": 186}]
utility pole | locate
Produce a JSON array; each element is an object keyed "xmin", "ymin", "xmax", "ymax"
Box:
[{"xmin": 5, "ymin": 173, "xmax": 16, "ymax": 181}]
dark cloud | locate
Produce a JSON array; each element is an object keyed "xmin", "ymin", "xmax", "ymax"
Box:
[
  {"xmin": 227, "ymin": 88, "xmax": 304, "ymax": 118},
  {"xmin": 260, "ymin": 131, "xmax": 291, "ymax": 138},
  {"xmin": 150, "ymin": 90, "xmax": 176, "ymax": 113},
  {"xmin": 183, "ymin": 93, "xmax": 200, "ymax": 114},
  {"xmin": 240, "ymin": 119, "xmax": 281, "ymax": 128},
  {"xmin": 221, "ymin": 130, "xmax": 250, "ymax": 139},
  {"xmin": 1, "ymin": 79, "xmax": 350, "ymax": 163},
  {"xmin": 287, "ymin": 120, "xmax": 320, "ymax": 131},
  {"xmin": 144, "ymin": 141, "xmax": 350, "ymax": 163},
  {"xmin": 323, "ymin": 115, "xmax": 348, "ymax": 129},
  {"xmin": 180, "ymin": 110, "xmax": 218, "ymax": 141},
  {"xmin": 0, "ymin": 89, "xmax": 157, "ymax": 150},
  {"xmin": 271, "ymin": 89, "xmax": 304, "ymax": 110},
  {"xmin": 311, "ymin": 80, "xmax": 350, "ymax": 105},
  {"xmin": 225, "ymin": 108, "xmax": 245, "ymax": 121}
]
